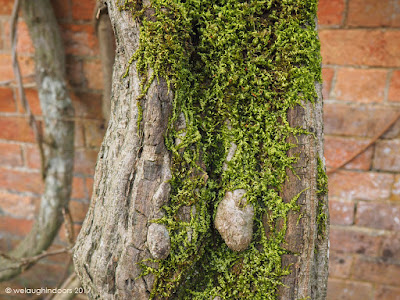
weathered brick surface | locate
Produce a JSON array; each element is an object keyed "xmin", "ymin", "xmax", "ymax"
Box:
[
  {"xmin": 74, "ymin": 149, "xmax": 98, "ymax": 175},
  {"xmin": 375, "ymin": 285, "xmax": 400, "ymax": 300},
  {"xmin": 0, "ymin": 216, "xmax": 33, "ymax": 236},
  {"xmin": 71, "ymin": 0, "xmax": 95, "ymax": 21},
  {"xmin": 69, "ymin": 200, "xmax": 89, "ymax": 223},
  {"xmin": 0, "ymin": 168, "xmax": 43, "ymax": 194},
  {"xmin": 317, "ymin": 0, "xmax": 345, "ymax": 26},
  {"xmin": 0, "ymin": 87, "xmax": 16, "ymax": 112},
  {"xmin": 0, "ymin": 117, "xmax": 37, "ymax": 142},
  {"xmin": 0, "ymin": 143, "xmax": 23, "ymax": 167},
  {"xmin": 351, "ymin": 256, "xmax": 400, "ymax": 286},
  {"xmin": 322, "ymin": 67, "xmax": 334, "ymax": 99},
  {"xmin": 373, "ymin": 139, "xmax": 400, "ymax": 172},
  {"xmin": 334, "ymin": 68, "xmax": 387, "ymax": 103},
  {"xmin": 330, "ymin": 227, "xmax": 382, "ymax": 256},
  {"xmin": 3, "ymin": 21, "xmax": 34, "ymax": 54},
  {"xmin": 0, "ymin": 0, "xmax": 14, "ymax": 15},
  {"xmin": 356, "ymin": 201, "xmax": 400, "ymax": 231},
  {"xmin": 325, "ymin": 136, "xmax": 373, "ymax": 170},
  {"xmin": 324, "ymin": 104, "xmax": 400, "ymax": 138},
  {"xmin": 71, "ymin": 92, "xmax": 103, "ymax": 119},
  {"xmin": 388, "ymin": 70, "xmax": 400, "ymax": 102},
  {"xmin": 347, "ymin": 0, "xmax": 400, "ymax": 28},
  {"xmin": 329, "ymin": 200, "xmax": 354, "ymax": 225},
  {"xmin": 381, "ymin": 232, "xmax": 400, "ymax": 261},
  {"xmin": 320, "ymin": 30, "xmax": 400, "ymax": 67},
  {"xmin": 327, "ymin": 279, "xmax": 373, "ymax": 300},
  {"xmin": 60, "ymin": 24, "xmax": 98, "ymax": 57},
  {"xmin": 329, "ymin": 251, "xmax": 353, "ymax": 278},
  {"xmin": 0, "ymin": 191, "xmax": 37, "ymax": 219},
  {"xmin": 392, "ymin": 175, "xmax": 400, "ymax": 201},
  {"xmin": 328, "ymin": 170, "xmax": 393, "ymax": 201}
]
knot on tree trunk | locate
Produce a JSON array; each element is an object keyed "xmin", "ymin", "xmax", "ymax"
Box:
[
  {"xmin": 147, "ymin": 223, "xmax": 171, "ymax": 260},
  {"xmin": 214, "ymin": 189, "xmax": 254, "ymax": 252}
]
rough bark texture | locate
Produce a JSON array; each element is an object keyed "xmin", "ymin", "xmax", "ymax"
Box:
[
  {"xmin": 74, "ymin": 2, "xmax": 173, "ymax": 298},
  {"xmin": 74, "ymin": 2, "xmax": 328, "ymax": 299},
  {"xmin": 278, "ymin": 83, "xmax": 329, "ymax": 299},
  {"xmin": 0, "ymin": 0, "xmax": 74, "ymax": 281}
]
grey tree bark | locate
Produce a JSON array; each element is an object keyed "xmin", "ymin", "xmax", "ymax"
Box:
[
  {"xmin": 74, "ymin": 2, "xmax": 329, "ymax": 299},
  {"xmin": 0, "ymin": 0, "xmax": 74, "ymax": 281}
]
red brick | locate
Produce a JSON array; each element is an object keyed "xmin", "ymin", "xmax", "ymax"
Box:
[
  {"xmin": 25, "ymin": 144, "xmax": 41, "ymax": 169},
  {"xmin": 0, "ymin": 143, "xmax": 23, "ymax": 167},
  {"xmin": 351, "ymin": 256, "xmax": 400, "ymax": 286},
  {"xmin": 317, "ymin": 0, "xmax": 345, "ymax": 26},
  {"xmin": 60, "ymin": 24, "xmax": 98, "ymax": 57},
  {"xmin": 381, "ymin": 232, "xmax": 400, "ymax": 261},
  {"xmin": 330, "ymin": 227, "xmax": 382, "ymax": 256},
  {"xmin": 74, "ymin": 149, "xmax": 98, "ymax": 175},
  {"xmin": 3, "ymin": 21, "xmax": 34, "ymax": 54},
  {"xmin": 347, "ymin": 0, "xmax": 400, "ymax": 28},
  {"xmin": 72, "ymin": 92, "xmax": 103, "ymax": 119},
  {"xmin": 324, "ymin": 103, "xmax": 400, "ymax": 138},
  {"xmin": 0, "ymin": 54, "xmax": 15, "ymax": 82},
  {"xmin": 86, "ymin": 177, "xmax": 94, "ymax": 198},
  {"xmin": 392, "ymin": 175, "xmax": 400, "ymax": 201},
  {"xmin": 0, "ymin": 168, "xmax": 43, "ymax": 194},
  {"xmin": 50, "ymin": 0, "xmax": 72, "ymax": 20},
  {"xmin": 0, "ymin": 0, "xmax": 14, "ymax": 15},
  {"xmin": 329, "ymin": 200, "xmax": 354, "ymax": 225},
  {"xmin": 322, "ymin": 68, "xmax": 334, "ymax": 99},
  {"xmin": 325, "ymin": 136, "xmax": 373, "ymax": 171},
  {"xmin": 388, "ymin": 70, "xmax": 400, "ymax": 102},
  {"xmin": 0, "ymin": 87, "xmax": 16, "ymax": 112},
  {"xmin": 83, "ymin": 60, "xmax": 103, "ymax": 90},
  {"xmin": 0, "ymin": 191, "xmax": 38, "ymax": 219},
  {"xmin": 328, "ymin": 170, "xmax": 393, "ymax": 201},
  {"xmin": 334, "ymin": 68, "xmax": 386, "ymax": 103},
  {"xmin": 0, "ymin": 117, "xmax": 36, "ymax": 142},
  {"xmin": 84, "ymin": 121, "xmax": 106, "ymax": 148},
  {"xmin": 71, "ymin": 177, "xmax": 85, "ymax": 199},
  {"xmin": 0, "ymin": 216, "xmax": 33, "ymax": 236},
  {"xmin": 375, "ymin": 285, "xmax": 400, "ymax": 300},
  {"xmin": 71, "ymin": 0, "xmax": 95, "ymax": 21},
  {"xmin": 373, "ymin": 139, "xmax": 400, "ymax": 172},
  {"xmin": 382, "ymin": 118, "xmax": 400, "ymax": 139},
  {"xmin": 69, "ymin": 200, "xmax": 89, "ymax": 222},
  {"xmin": 329, "ymin": 251, "xmax": 353, "ymax": 278},
  {"xmin": 356, "ymin": 201, "xmax": 400, "ymax": 231},
  {"xmin": 327, "ymin": 279, "xmax": 373, "ymax": 300},
  {"xmin": 24, "ymin": 88, "xmax": 42, "ymax": 115},
  {"xmin": 320, "ymin": 30, "xmax": 400, "ymax": 67}
]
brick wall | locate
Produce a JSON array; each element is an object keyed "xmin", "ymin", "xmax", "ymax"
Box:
[
  {"xmin": 0, "ymin": 0, "xmax": 399, "ymax": 298},
  {"xmin": 319, "ymin": 0, "xmax": 400, "ymax": 299}
]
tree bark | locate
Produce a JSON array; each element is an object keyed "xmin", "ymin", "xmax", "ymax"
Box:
[
  {"xmin": 74, "ymin": 1, "xmax": 328, "ymax": 299},
  {"xmin": 0, "ymin": 0, "xmax": 74, "ymax": 281}
]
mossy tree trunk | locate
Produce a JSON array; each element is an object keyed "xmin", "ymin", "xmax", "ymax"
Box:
[{"xmin": 74, "ymin": 1, "xmax": 329, "ymax": 299}]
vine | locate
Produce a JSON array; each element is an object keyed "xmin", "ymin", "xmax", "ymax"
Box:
[{"xmin": 120, "ymin": 0, "xmax": 321, "ymax": 298}]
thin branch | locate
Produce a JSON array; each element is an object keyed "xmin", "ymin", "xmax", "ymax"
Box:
[
  {"xmin": 0, "ymin": 247, "xmax": 72, "ymax": 273},
  {"xmin": 11, "ymin": 0, "xmax": 46, "ymax": 179},
  {"xmin": 327, "ymin": 111, "xmax": 400, "ymax": 175}
]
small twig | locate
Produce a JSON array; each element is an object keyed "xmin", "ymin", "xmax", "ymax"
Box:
[
  {"xmin": 11, "ymin": 0, "xmax": 46, "ymax": 180},
  {"xmin": 0, "ymin": 247, "xmax": 72, "ymax": 273},
  {"xmin": 0, "ymin": 73, "xmax": 35, "ymax": 87},
  {"xmin": 62, "ymin": 207, "xmax": 75, "ymax": 247},
  {"xmin": 327, "ymin": 111, "xmax": 400, "ymax": 175}
]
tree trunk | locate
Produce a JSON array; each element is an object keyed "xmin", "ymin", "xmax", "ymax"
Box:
[
  {"xmin": 74, "ymin": 1, "xmax": 328, "ymax": 299},
  {"xmin": 0, "ymin": 0, "xmax": 74, "ymax": 281}
]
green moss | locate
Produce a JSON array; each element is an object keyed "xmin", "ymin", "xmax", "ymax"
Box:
[
  {"xmin": 121, "ymin": 0, "xmax": 321, "ymax": 298},
  {"xmin": 316, "ymin": 157, "xmax": 328, "ymax": 239}
]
